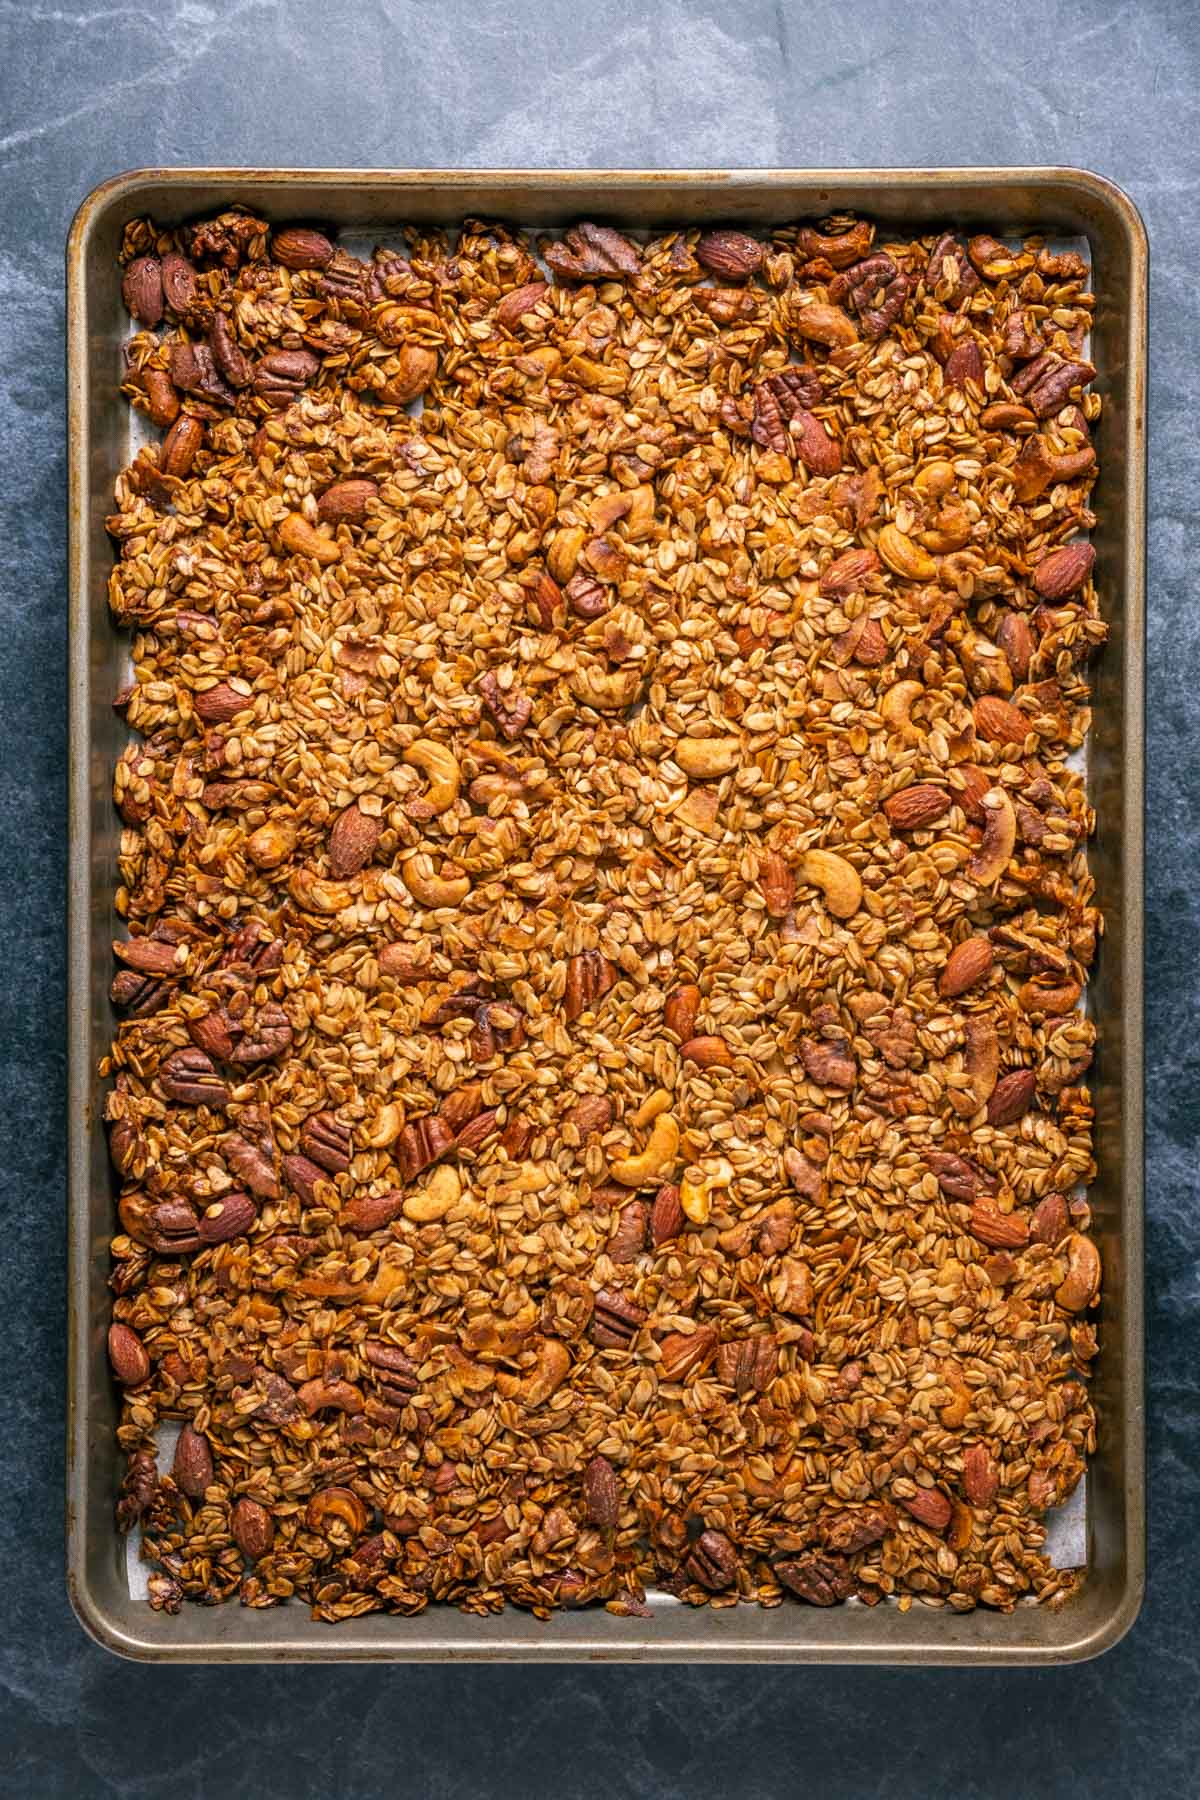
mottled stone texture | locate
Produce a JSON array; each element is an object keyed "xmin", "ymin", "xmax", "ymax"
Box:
[{"xmin": 0, "ymin": 0, "xmax": 1194, "ymax": 1793}]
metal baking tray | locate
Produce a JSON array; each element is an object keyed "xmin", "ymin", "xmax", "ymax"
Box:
[{"xmin": 67, "ymin": 168, "xmax": 1146, "ymax": 1663}]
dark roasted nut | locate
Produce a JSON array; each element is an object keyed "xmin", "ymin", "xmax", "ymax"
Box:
[
  {"xmin": 800, "ymin": 1037, "xmax": 856, "ymax": 1092},
  {"xmin": 986, "ymin": 1068, "xmax": 1037, "ymax": 1126},
  {"xmin": 159, "ymin": 1047, "xmax": 229, "ymax": 1108},
  {"xmin": 695, "ymin": 229, "xmax": 763, "ymax": 280},
  {"xmin": 962, "ymin": 1443, "xmax": 999, "ymax": 1507},
  {"xmin": 564, "ymin": 950, "xmax": 617, "ymax": 1022},
  {"xmin": 544, "ymin": 222, "xmax": 640, "ymax": 281},
  {"xmin": 898, "ymin": 1484, "xmax": 953, "ymax": 1532},
  {"xmin": 663, "ymin": 983, "xmax": 701, "ymax": 1041},
  {"xmin": 363, "ymin": 1342, "xmax": 419, "ymax": 1392},
  {"xmin": 116, "ymin": 1449, "xmax": 158, "ymax": 1532},
  {"xmin": 301, "ymin": 1110, "xmax": 353, "ymax": 1174},
  {"xmin": 272, "ymin": 226, "xmax": 336, "ymax": 269},
  {"xmin": 821, "ymin": 1508, "xmax": 889, "ymax": 1554},
  {"xmin": 172, "ymin": 1424, "xmax": 214, "ymax": 1498},
  {"xmin": 194, "ymin": 680, "xmax": 251, "ymax": 723},
  {"xmin": 160, "ymin": 252, "xmax": 199, "ymax": 317},
  {"xmin": 684, "ymin": 1528, "xmax": 737, "ymax": 1591},
  {"xmin": 1031, "ymin": 1191, "xmax": 1071, "ymax": 1245},
  {"xmin": 329, "ymin": 802, "xmax": 381, "ymax": 877},
  {"xmin": 122, "ymin": 255, "xmax": 164, "ymax": 326},
  {"xmin": 775, "ymin": 1552, "xmax": 853, "ymax": 1605},
  {"xmin": 196, "ymin": 1190, "xmax": 257, "ymax": 1244},
  {"xmin": 1010, "ymin": 352, "xmax": 1096, "ymax": 418},
  {"xmin": 496, "ymin": 281, "xmax": 550, "ymax": 329},
  {"xmin": 318, "ymin": 479, "xmax": 378, "ymax": 524},
  {"xmin": 477, "ymin": 670, "xmax": 532, "ymax": 739},
  {"xmin": 649, "ymin": 1183, "xmax": 684, "ymax": 1246},
  {"xmin": 658, "ymin": 1323, "xmax": 717, "ymax": 1380},
  {"xmin": 944, "ymin": 338, "xmax": 985, "ymax": 390},
  {"xmin": 232, "ymin": 1496, "xmax": 275, "ymax": 1559},
  {"xmin": 715, "ymin": 1336, "xmax": 776, "ymax": 1395},
  {"xmin": 228, "ymin": 1002, "xmax": 293, "ymax": 1066},
  {"xmin": 342, "ymin": 1189, "xmax": 405, "ymax": 1232},
  {"xmin": 582, "ymin": 1453, "xmax": 620, "ymax": 1528},
  {"xmin": 397, "ymin": 1114, "xmax": 454, "ymax": 1182},
  {"xmin": 968, "ymin": 1201, "xmax": 1029, "ymax": 1250},
  {"xmin": 607, "ymin": 1200, "xmax": 648, "ymax": 1264},
  {"xmin": 795, "ymin": 221, "xmax": 873, "ymax": 268},
  {"xmin": 108, "ymin": 1322, "xmax": 150, "ymax": 1385},
  {"xmin": 565, "ymin": 571, "xmax": 609, "ymax": 618},
  {"xmin": 169, "ymin": 339, "xmax": 235, "ymax": 405},
  {"xmin": 751, "ymin": 367, "xmax": 822, "ymax": 450},
  {"xmin": 224, "ymin": 1131, "xmax": 279, "ymax": 1200},
  {"xmin": 884, "ymin": 784, "xmax": 952, "ymax": 830},
  {"xmin": 1033, "ymin": 542, "xmax": 1095, "ymax": 599},
  {"xmin": 248, "ymin": 1369, "xmax": 301, "ymax": 1426},
  {"xmin": 927, "ymin": 1151, "xmax": 996, "ymax": 1203},
  {"xmin": 141, "ymin": 367, "xmax": 180, "ymax": 427},
  {"xmin": 924, "ymin": 232, "xmax": 980, "ymax": 306},
  {"xmin": 253, "ymin": 348, "xmax": 321, "ymax": 406},
  {"xmin": 589, "ymin": 1287, "xmax": 645, "ymax": 1348},
  {"xmin": 209, "ymin": 312, "xmax": 252, "ymax": 388},
  {"xmin": 282, "ymin": 1152, "xmax": 329, "ymax": 1206},
  {"xmin": 159, "ymin": 413, "xmax": 205, "ymax": 480}
]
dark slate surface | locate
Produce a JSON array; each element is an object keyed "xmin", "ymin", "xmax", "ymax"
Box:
[{"xmin": 1, "ymin": 1, "xmax": 1193, "ymax": 1794}]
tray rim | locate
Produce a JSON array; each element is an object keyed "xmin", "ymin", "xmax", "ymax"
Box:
[{"xmin": 67, "ymin": 165, "xmax": 1146, "ymax": 1664}]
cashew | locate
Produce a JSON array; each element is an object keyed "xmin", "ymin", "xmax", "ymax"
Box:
[
  {"xmin": 623, "ymin": 485, "xmax": 656, "ymax": 541},
  {"xmin": 570, "ymin": 665, "xmax": 642, "ymax": 711},
  {"xmin": 547, "ymin": 525, "xmax": 586, "ymax": 582},
  {"xmin": 364, "ymin": 1102, "xmax": 404, "ymax": 1149},
  {"xmin": 967, "ymin": 788, "xmax": 1017, "ymax": 885},
  {"xmin": 402, "ymin": 1164, "xmax": 462, "ymax": 1223},
  {"xmin": 1055, "ymin": 1233, "xmax": 1101, "ymax": 1312},
  {"xmin": 279, "ymin": 513, "xmax": 341, "ymax": 565},
  {"xmin": 403, "ymin": 738, "xmax": 461, "ymax": 813},
  {"xmin": 790, "ymin": 300, "xmax": 858, "ymax": 348},
  {"xmin": 507, "ymin": 1337, "xmax": 571, "ymax": 1408},
  {"xmin": 920, "ymin": 505, "xmax": 972, "ymax": 554},
  {"xmin": 631, "ymin": 1087, "xmax": 673, "ymax": 1130},
  {"xmin": 297, "ymin": 1379, "xmax": 365, "ymax": 1416},
  {"xmin": 610, "ymin": 1113, "xmax": 680, "ymax": 1188},
  {"xmin": 675, "ymin": 736, "xmax": 741, "ymax": 779},
  {"xmin": 288, "ymin": 869, "xmax": 352, "ymax": 914},
  {"xmin": 588, "ymin": 490, "xmax": 632, "ymax": 533},
  {"xmin": 246, "ymin": 820, "xmax": 296, "ymax": 869},
  {"xmin": 680, "ymin": 1154, "xmax": 734, "ymax": 1225},
  {"xmin": 877, "ymin": 523, "xmax": 938, "ymax": 582},
  {"xmin": 938, "ymin": 1363, "xmax": 973, "ymax": 1429},
  {"xmin": 879, "ymin": 679, "xmax": 925, "ymax": 741},
  {"xmin": 913, "ymin": 459, "xmax": 957, "ymax": 498},
  {"xmin": 305, "ymin": 1485, "xmax": 369, "ymax": 1535},
  {"xmin": 402, "ymin": 853, "xmax": 471, "ymax": 909},
  {"xmin": 797, "ymin": 849, "xmax": 862, "ymax": 919}
]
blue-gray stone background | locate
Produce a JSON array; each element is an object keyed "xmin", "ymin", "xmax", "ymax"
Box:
[{"xmin": 2, "ymin": 0, "xmax": 1194, "ymax": 1794}]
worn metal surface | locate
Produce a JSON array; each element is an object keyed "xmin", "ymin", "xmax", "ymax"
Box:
[{"xmin": 67, "ymin": 168, "xmax": 1146, "ymax": 1663}]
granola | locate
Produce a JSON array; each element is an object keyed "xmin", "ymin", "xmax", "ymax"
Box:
[{"xmin": 103, "ymin": 209, "xmax": 1103, "ymax": 1622}]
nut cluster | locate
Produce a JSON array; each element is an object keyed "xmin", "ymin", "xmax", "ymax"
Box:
[{"xmin": 105, "ymin": 209, "xmax": 1102, "ymax": 1624}]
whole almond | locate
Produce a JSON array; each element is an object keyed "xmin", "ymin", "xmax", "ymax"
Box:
[
  {"xmin": 650, "ymin": 1182, "xmax": 684, "ymax": 1245},
  {"xmin": 317, "ymin": 479, "xmax": 378, "ymax": 524},
  {"xmin": 962, "ymin": 1443, "xmax": 999, "ymax": 1507},
  {"xmin": 194, "ymin": 680, "xmax": 251, "ymax": 724},
  {"xmin": 987, "ymin": 1068, "xmax": 1037, "ymax": 1126},
  {"xmin": 899, "ymin": 1485, "xmax": 952, "ymax": 1532},
  {"xmin": 159, "ymin": 414, "xmax": 205, "ymax": 480},
  {"xmin": 272, "ymin": 227, "xmax": 335, "ymax": 269},
  {"xmin": 955, "ymin": 764, "xmax": 992, "ymax": 824},
  {"xmin": 995, "ymin": 612, "xmax": 1034, "ymax": 682},
  {"xmin": 197, "ymin": 1190, "xmax": 257, "ymax": 1245},
  {"xmin": 566, "ymin": 1095, "xmax": 613, "ymax": 1135},
  {"xmin": 496, "ymin": 282, "xmax": 549, "ymax": 329},
  {"xmin": 142, "ymin": 368, "xmax": 180, "ymax": 428},
  {"xmin": 342, "ymin": 1190, "xmax": 406, "ymax": 1232},
  {"xmin": 582, "ymin": 1453, "xmax": 620, "ymax": 1527},
  {"xmin": 122, "ymin": 255, "xmax": 164, "ymax": 327},
  {"xmin": 379, "ymin": 344, "xmax": 438, "ymax": 404},
  {"xmin": 232, "ymin": 1496, "xmax": 275, "ymax": 1559},
  {"xmin": 329, "ymin": 802, "xmax": 381, "ymax": 878},
  {"xmin": 974, "ymin": 695, "xmax": 1029, "ymax": 744},
  {"xmin": 884, "ymin": 784, "xmax": 951, "ymax": 830},
  {"xmin": 969, "ymin": 1201, "xmax": 1030, "ymax": 1249},
  {"xmin": 173, "ymin": 1424, "xmax": 214, "ymax": 1498},
  {"xmin": 1031, "ymin": 1191, "xmax": 1070, "ymax": 1245},
  {"xmin": 664, "ymin": 984, "xmax": 701, "ymax": 1041},
  {"xmin": 819, "ymin": 546, "xmax": 879, "ymax": 597},
  {"xmin": 1033, "ymin": 541, "xmax": 1095, "ymax": 598},
  {"xmin": 696, "ymin": 229, "xmax": 763, "ymax": 280},
  {"xmin": 791, "ymin": 409, "xmax": 841, "ymax": 475},
  {"xmin": 107, "ymin": 1322, "xmax": 150, "ymax": 1385},
  {"xmin": 939, "ymin": 937, "xmax": 994, "ymax": 998},
  {"xmin": 681, "ymin": 1035, "xmax": 734, "ymax": 1069},
  {"xmin": 160, "ymin": 251, "xmax": 198, "ymax": 317}
]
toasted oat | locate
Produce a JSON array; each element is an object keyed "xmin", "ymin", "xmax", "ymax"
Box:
[{"xmin": 104, "ymin": 209, "xmax": 1102, "ymax": 1622}]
